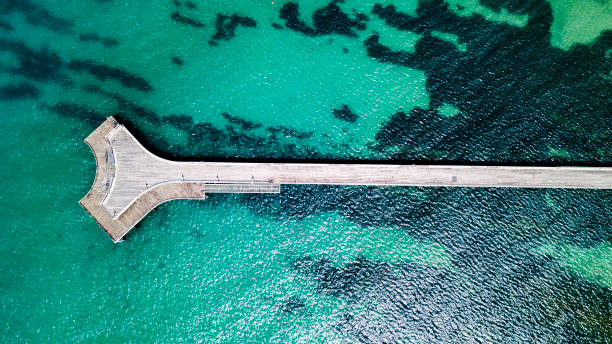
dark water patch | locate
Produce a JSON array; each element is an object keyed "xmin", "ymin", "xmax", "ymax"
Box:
[
  {"xmin": 247, "ymin": 185, "xmax": 610, "ymax": 340},
  {"xmin": 0, "ymin": 18, "xmax": 12, "ymax": 31},
  {"xmin": 222, "ymin": 112, "xmax": 262, "ymax": 130},
  {"xmin": 163, "ymin": 113, "xmax": 193, "ymax": 130},
  {"xmin": 333, "ymin": 104, "xmax": 358, "ymax": 122},
  {"xmin": 279, "ymin": 1, "xmax": 367, "ymax": 37},
  {"xmin": 366, "ymin": 0, "xmax": 611, "ymax": 163},
  {"xmin": 279, "ymin": 2, "xmax": 316, "ymax": 36},
  {"xmin": 68, "ymin": 59, "xmax": 152, "ymax": 92},
  {"xmin": 82, "ymin": 84, "xmax": 158, "ymax": 123},
  {"xmin": 172, "ymin": 0, "xmax": 197, "ymax": 9},
  {"xmin": 171, "ymin": 56, "xmax": 184, "ymax": 66},
  {"xmin": 167, "ymin": 119, "xmax": 321, "ymax": 159},
  {"xmin": 0, "ymin": 39, "xmax": 70, "ymax": 85},
  {"xmin": 293, "ymin": 256, "xmax": 385, "ymax": 297},
  {"xmin": 281, "ymin": 296, "xmax": 306, "ymax": 313},
  {"xmin": 353, "ymin": 11, "xmax": 369, "ymax": 22},
  {"xmin": 0, "ymin": 82, "xmax": 39, "ymax": 100},
  {"xmin": 267, "ymin": 125, "xmax": 313, "ymax": 140},
  {"xmin": 209, "ymin": 13, "xmax": 256, "ymax": 46},
  {"xmin": 246, "ymin": 185, "xmax": 611, "ymax": 254},
  {"xmin": 79, "ymin": 33, "xmax": 119, "ymax": 47},
  {"xmin": 185, "ymin": 121, "xmax": 322, "ymax": 160},
  {"xmin": 271, "ymin": 23, "xmax": 283, "ymax": 30},
  {"xmin": 42, "ymin": 102, "xmax": 106, "ymax": 127},
  {"xmin": 291, "ymin": 252, "xmax": 612, "ymax": 342},
  {"xmin": 342, "ymin": 47, "xmax": 348, "ymax": 53},
  {"xmin": 373, "ymin": 107, "xmax": 470, "ymax": 158},
  {"xmin": 171, "ymin": 11, "xmax": 204, "ymax": 28},
  {"xmin": 535, "ymin": 258, "xmax": 612, "ymax": 342},
  {"xmin": 0, "ymin": 0, "xmax": 73, "ymax": 33}
]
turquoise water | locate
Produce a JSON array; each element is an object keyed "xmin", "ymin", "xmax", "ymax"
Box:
[{"xmin": 0, "ymin": 0, "xmax": 611, "ymax": 342}]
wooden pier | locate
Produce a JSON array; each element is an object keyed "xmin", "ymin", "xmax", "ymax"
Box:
[{"xmin": 80, "ymin": 117, "xmax": 612, "ymax": 242}]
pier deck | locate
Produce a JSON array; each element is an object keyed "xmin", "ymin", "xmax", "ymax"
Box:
[{"xmin": 80, "ymin": 117, "xmax": 612, "ymax": 242}]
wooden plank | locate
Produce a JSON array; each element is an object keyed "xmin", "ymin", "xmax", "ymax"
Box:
[{"xmin": 203, "ymin": 183, "xmax": 281, "ymax": 193}]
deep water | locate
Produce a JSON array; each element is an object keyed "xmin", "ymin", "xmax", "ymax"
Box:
[{"xmin": 0, "ymin": 0, "xmax": 610, "ymax": 343}]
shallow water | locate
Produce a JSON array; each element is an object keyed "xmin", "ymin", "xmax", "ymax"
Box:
[{"xmin": 0, "ymin": 0, "xmax": 610, "ymax": 343}]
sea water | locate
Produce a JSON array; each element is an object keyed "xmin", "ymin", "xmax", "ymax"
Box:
[{"xmin": 0, "ymin": 0, "xmax": 610, "ymax": 342}]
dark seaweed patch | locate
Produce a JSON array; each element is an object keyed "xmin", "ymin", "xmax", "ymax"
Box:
[
  {"xmin": 366, "ymin": 0, "xmax": 611, "ymax": 163},
  {"xmin": 373, "ymin": 107, "xmax": 469, "ymax": 157},
  {"xmin": 172, "ymin": 0, "xmax": 197, "ymax": 9},
  {"xmin": 82, "ymin": 84, "xmax": 158, "ymax": 123},
  {"xmin": 0, "ymin": 19, "xmax": 12, "ymax": 31},
  {"xmin": 293, "ymin": 256, "xmax": 384, "ymax": 297},
  {"xmin": 354, "ymin": 11, "xmax": 369, "ymax": 22},
  {"xmin": 163, "ymin": 114, "xmax": 193, "ymax": 130},
  {"xmin": 43, "ymin": 102, "xmax": 106, "ymax": 127},
  {"xmin": 79, "ymin": 33, "xmax": 119, "ymax": 47},
  {"xmin": 281, "ymin": 296, "xmax": 306, "ymax": 313},
  {"xmin": 171, "ymin": 11, "xmax": 204, "ymax": 28},
  {"xmin": 222, "ymin": 112, "xmax": 262, "ymax": 130},
  {"xmin": 185, "ymin": 120, "xmax": 320, "ymax": 159},
  {"xmin": 68, "ymin": 59, "xmax": 152, "ymax": 92},
  {"xmin": 0, "ymin": 82, "xmax": 39, "ymax": 100},
  {"xmin": 279, "ymin": 2, "xmax": 316, "ymax": 36},
  {"xmin": 0, "ymin": 0, "xmax": 73, "ymax": 33},
  {"xmin": 79, "ymin": 84, "xmax": 322, "ymax": 160},
  {"xmin": 209, "ymin": 13, "xmax": 256, "ymax": 45},
  {"xmin": 267, "ymin": 126, "xmax": 313, "ymax": 140},
  {"xmin": 279, "ymin": 1, "xmax": 367, "ymax": 37},
  {"xmin": 171, "ymin": 56, "xmax": 184, "ymax": 66},
  {"xmin": 333, "ymin": 104, "xmax": 358, "ymax": 122},
  {"xmin": 0, "ymin": 39, "xmax": 69, "ymax": 84},
  {"xmin": 291, "ymin": 253, "xmax": 612, "ymax": 343}
]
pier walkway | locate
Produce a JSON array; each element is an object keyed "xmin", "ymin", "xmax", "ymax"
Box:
[{"xmin": 80, "ymin": 117, "xmax": 612, "ymax": 242}]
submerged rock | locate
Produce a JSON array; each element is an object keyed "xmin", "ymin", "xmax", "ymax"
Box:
[
  {"xmin": 171, "ymin": 56, "xmax": 184, "ymax": 66},
  {"xmin": 209, "ymin": 13, "xmax": 257, "ymax": 45},
  {"xmin": 279, "ymin": 1, "xmax": 367, "ymax": 37},
  {"xmin": 333, "ymin": 104, "xmax": 358, "ymax": 122}
]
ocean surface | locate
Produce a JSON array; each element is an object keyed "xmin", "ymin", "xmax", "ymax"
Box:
[{"xmin": 0, "ymin": 0, "xmax": 611, "ymax": 342}]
